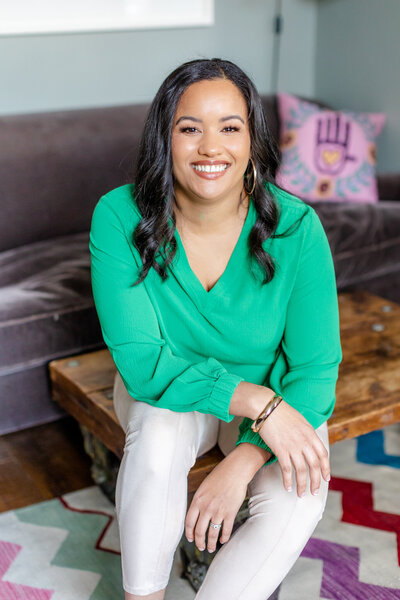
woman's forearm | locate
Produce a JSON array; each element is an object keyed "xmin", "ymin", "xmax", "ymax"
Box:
[
  {"xmin": 225, "ymin": 381, "xmax": 275, "ymax": 482},
  {"xmin": 229, "ymin": 380, "xmax": 275, "ymax": 420},
  {"xmin": 226, "ymin": 441, "xmax": 273, "ymax": 483}
]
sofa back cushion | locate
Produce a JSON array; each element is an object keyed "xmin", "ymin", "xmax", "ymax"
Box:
[{"xmin": 0, "ymin": 104, "xmax": 149, "ymax": 252}]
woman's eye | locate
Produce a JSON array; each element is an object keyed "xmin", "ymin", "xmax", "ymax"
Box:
[{"xmin": 178, "ymin": 125, "xmax": 240, "ymax": 134}]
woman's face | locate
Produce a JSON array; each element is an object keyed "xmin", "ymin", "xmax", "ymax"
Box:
[{"xmin": 171, "ymin": 78, "xmax": 251, "ymax": 205}]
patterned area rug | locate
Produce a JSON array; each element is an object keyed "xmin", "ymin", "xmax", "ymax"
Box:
[{"xmin": 1, "ymin": 423, "xmax": 399, "ymax": 600}]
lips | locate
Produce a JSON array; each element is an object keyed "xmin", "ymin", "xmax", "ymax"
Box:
[{"xmin": 191, "ymin": 160, "xmax": 231, "ymax": 179}]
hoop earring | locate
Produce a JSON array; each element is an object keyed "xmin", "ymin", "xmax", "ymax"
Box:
[{"xmin": 244, "ymin": 157, "xmax": 257, "ymax": 196}]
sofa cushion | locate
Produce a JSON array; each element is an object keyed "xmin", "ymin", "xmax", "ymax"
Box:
[
  {"xmin": 276, "ymin": 92, "xmax": 386, "ymax": 204},
  {"xmin": 0, "ymin": 231, "xmax": 103, "ymax": 371},
  {"xmin": 310, "ymin": 200, "xmax": 400, "ymax": 304},
  {"xmin": 0, "ymin": 104, "xmax": 149, "ymax": 253}
]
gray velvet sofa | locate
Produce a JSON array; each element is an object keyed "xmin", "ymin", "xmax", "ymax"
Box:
[{"xmin": 1, "ymin": 95, "xmax": 400, "ymax": 435}]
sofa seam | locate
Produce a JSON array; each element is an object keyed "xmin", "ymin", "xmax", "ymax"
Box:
[{"xmin": 0, "ymin": 302, "xmax": 96, "ymax": 328}]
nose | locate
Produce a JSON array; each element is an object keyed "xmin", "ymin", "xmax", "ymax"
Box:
[{"xmin": 198, "ymin": 129, "xmax": 222, "ymax": 157}]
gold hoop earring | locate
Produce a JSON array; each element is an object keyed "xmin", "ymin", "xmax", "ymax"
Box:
[{"xmin": 244, "ymin": 157, "xmax": 257, "ymax": 196}]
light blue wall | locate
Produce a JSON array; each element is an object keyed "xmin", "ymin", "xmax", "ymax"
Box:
[
  {"xmin": 315, "ymin": 0, "xmax": 400, "ymax": 173},
  {"xmin": 0, "ymin": 0, "xmax": 318, "ymax": 115},
  {"xmin": 279, "ymin": 0, "xmax": 318, "ymax": 97}
]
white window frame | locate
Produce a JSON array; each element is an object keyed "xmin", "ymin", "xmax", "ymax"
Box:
[{"xmin": 0, "ymin": 0, "xmax": 214, "ymax": 36}]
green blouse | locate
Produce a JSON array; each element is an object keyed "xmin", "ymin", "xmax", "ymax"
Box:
[{"xmin": 89, "ymin": 182, "xmax": 342, "ymax": 467}]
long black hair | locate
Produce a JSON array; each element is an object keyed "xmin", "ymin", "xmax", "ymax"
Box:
[{"xmin": 131, "ymin": 57, "xmax": 304, "ymax": 286}]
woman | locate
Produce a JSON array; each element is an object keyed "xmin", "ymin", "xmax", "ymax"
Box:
[{"xmin": 89, "ymin": 58, "xmax": 342, "ymax": 600}]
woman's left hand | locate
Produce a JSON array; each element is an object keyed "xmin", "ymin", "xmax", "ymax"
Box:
[{"xmin": 185, "ymin": 452, "xmax": 249, "ymax": 553}]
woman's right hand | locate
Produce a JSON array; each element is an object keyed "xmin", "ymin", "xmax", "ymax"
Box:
[{"xmin": 258, "ymin": 398, "xmax": 331, "ymax": 498}]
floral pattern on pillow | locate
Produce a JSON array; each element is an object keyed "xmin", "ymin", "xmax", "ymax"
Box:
[{"xmin": 275, "ymin": 92, "xmax": 386, "ymax": 203}]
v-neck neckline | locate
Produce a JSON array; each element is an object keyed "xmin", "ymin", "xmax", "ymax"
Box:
[{"xmin": 170, "ymin": 196, "xmax": 255, "ymax": 307}]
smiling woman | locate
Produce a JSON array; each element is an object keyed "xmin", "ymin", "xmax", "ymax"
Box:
[
  {"xmin": 89, "ymin": 58, "xmax": 342, "ymax": 600},
  {"xmin": 172, "ymin": 80, "xmax": 249, "ymax": 202}
]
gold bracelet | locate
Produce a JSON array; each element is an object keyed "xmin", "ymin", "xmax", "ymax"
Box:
[{"xmin": 251, "ymin": 393, "xmax": 283, "ymax": 433}]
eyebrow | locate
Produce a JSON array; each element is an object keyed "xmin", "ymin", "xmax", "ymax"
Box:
[{"xmin": 175, "ymin": 114, "xmax": 245, "ymax": 125}]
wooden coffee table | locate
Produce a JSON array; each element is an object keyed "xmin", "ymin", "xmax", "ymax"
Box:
[{"xmin": 49, "ymin": 290, "xmax": 400, "ymax": 495}]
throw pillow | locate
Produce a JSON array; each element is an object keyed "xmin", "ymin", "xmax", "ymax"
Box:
[{"xmin": 275, "ymin": 92, "xmax": 386, "ymax": 203}]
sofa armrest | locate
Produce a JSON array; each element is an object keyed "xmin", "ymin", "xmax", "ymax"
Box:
[{"xmin": 377, "ymin": 173, "xmax": 400, "ymax": 201}]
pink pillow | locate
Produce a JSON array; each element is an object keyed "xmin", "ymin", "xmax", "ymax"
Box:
[{"xmin": 275, "ymin": 92, "xmax": 386, "ymax": 203}]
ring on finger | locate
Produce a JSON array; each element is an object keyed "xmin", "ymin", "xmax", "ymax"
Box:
[{"xmin": 209, "ymin": 520, "xmax": 222, "ymax": 530}]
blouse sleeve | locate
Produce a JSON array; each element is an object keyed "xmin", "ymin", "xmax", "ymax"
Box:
[
  {"xmin": 235, "ymin": 207, "xmax": 343, "ymax": 467},
  {"xmin": 89, "ymin": 195, "xmax": 244, "ymax": 423}
]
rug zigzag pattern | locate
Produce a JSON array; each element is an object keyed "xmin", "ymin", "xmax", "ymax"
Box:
[
  {"xmin": 328, "ymin": 476, "xmax": 400, "ymax": 564},
  {"xmin": 302, "ymin": 537, "xmax": 400, "ymax": 599},
  {"xmin": 60, "ymin": 486, "xmax": 121, "ymax": 554},
  {"xmin": 357, "ymin": 428, "xmax": 400, "ymax": 468},
  {"xmin": 0, "ymin": 539, "xmax": 54, "ymax": 599},
  {"xmin": 312, "ymin": 490, "xmax": 400, "ymax": 590},
  {"xmin": 329, "ymin": 436, "xmax": 400, "ymax": 515},
  {"xmin": 0, "ymin": 491, "xmax": 120, "ymax": 600},
  {"xmin": 278, "ymin": 423, "xmax": 400, "ymax": 599},
  {"xmin": 0, "ymin": 425, "xmax": 399, "ymax": 599}
]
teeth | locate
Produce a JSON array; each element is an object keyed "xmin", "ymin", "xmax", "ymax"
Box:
[{"xmin": 192, "ymin": 164, "xmax": 229, "ymax": 173}]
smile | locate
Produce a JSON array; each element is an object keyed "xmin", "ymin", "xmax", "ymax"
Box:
[
  {"xmin": 190, "ymin": 162, "xmax": 231, "ymax": 180},
  {"xmin": 191, "ymin": 164, "xmax": 229, "ymax": 173}
]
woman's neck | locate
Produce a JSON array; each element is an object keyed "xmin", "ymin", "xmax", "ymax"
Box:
[{"xmin": 173, "ymin": 189, "xmax": 249, "ymax": 237}]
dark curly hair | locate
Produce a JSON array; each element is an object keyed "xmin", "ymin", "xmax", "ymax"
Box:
[{"xmin": 131, "ymin": 57, "xmax": 305, "ymax": 286}]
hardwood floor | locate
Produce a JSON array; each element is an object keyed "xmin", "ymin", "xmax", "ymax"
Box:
[{"xmin": 0, "ymin": 416, "xmax": 94, "ymax": 513}]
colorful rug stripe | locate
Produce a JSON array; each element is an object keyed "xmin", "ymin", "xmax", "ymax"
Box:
[
  {"xmin": 0, "ymin": 539, "xmax": 54, "ymax": 599},
  {"xmin": 357, "ymin": 429, "xmax": 400, "ymax": 469},
  {"xmin": 0, "ymin": 422, "xmax": 399, "ymax": 599}
]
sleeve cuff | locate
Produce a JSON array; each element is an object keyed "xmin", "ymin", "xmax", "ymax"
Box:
[
  {"xmin": 208, "ymin": 371, "xmax": 245, "ymax": 423},
  {"xmin": 235, "ymin": 418, "xmax": 278, "ymax": 467}
]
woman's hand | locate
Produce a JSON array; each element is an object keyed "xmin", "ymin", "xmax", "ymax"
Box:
[
  {"xmin": 258, "ymin": 398, "xmax": 331, "ymax": 498},
  {"xmin": 185, "ymin": 452, "xmax": 249, "ymax": 553}
]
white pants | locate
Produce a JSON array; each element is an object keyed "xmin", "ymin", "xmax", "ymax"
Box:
[{"xmin": 113, "ymin": 371, "xmax": 330, "ymax": 599}]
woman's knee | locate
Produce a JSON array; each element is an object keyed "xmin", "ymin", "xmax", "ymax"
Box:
[
  {"xmin": 123, "ymin": 406, "xmax": 198, "ymax": 477},
  {"xmin": 300, "ymin": 478, "xmax": 329, "ymax": 529},
  {"xmin": 248, "ymin": 462, "xmax": 329, "ymax": 533}
]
